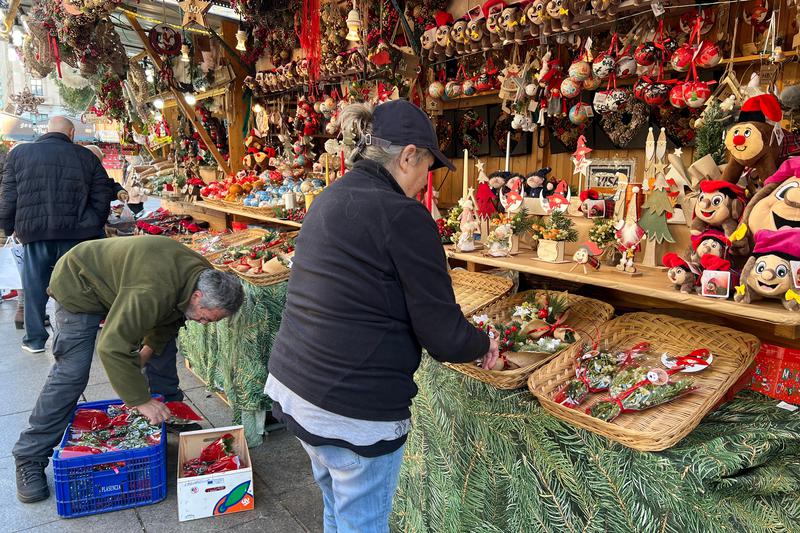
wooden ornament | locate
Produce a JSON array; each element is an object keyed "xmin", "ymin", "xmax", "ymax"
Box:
[{"xmin": 179, "ymin": 0, "xmax": 211, "ymax": 28}]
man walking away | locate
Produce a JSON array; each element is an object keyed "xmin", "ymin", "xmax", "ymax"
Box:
[{"xmin": 0, "ymin": 116, "xmax": 114, "ymax": 353}]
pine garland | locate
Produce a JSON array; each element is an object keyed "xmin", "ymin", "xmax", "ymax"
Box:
[{"xmin": 392, "ymin": 358, "xmax": 800, "ymax": 532}]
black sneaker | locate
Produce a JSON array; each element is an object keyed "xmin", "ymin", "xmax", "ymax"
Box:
[{"xmin": 16, "ymin": 458, "xmax": 49, "ymax": 503}]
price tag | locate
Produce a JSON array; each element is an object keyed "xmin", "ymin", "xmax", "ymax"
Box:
[
  {"xmin": 593, "ymin": 92, "xmax": 608, "ymax": 107},
  {"xmin": 773, "ymin": 121, "xmax": 785, "ymax": 146},
  {"xmin": 777, "ymin": 401, "xmax": 798, "ymax": 412},
  {"xmin": 585, "ymin": 106, "xmax": 594, "ymax": 118},
  {"xmin": 651, "ymin": 0, "xmax": 665, "ymax": 17}
]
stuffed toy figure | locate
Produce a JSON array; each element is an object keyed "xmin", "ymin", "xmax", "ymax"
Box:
[
  {"xmin": 434, "ymin": 11, "xmax": 455, "ymax": 58},
  {"xmin": 732, "ymin": 156, "xmax": 800, "ymax": 251},
  {"xmin": 450, "ymin": 18, "xmax": 469, "ymax": 55},
  {"xmin": 488, "ymin": 170, "xmax": 511, "ymax": 212},
  {"xmin": 690, "ymin": 180, "xmax": 748, "ymax": 254},
  {"xmin": 734, "ymin": 229, "xmax": 800, "ymax": 311},
  {"xmin": 689, "ymin": 228, "xmax": 731, "ymax": 264},
  {"xmin": 527, "ymin": 0, "xmax": 548, "ymax": 36},
  {"xmin": 720, "ymin": 93, "xmax": 784, "ymax": 194},
  {"xmin": 467, "ymin": 11, "xmax": 491, "ymax": 52},
  {"xmin": 499, "ymin": 4, "xmax": 522, "ymax": 44},
  {"xmin": 526, "ymin": 167, "xmax": 552, "ymax": 197},
  {"xmin": 420, "ymin": 25, "xmax": 438, "ymax": 62},
  {"xmin": 482, "ymin": 0, "xmax": 506, "ymax": 49},
  {"xmin": 662, "ymin": 252, "xmax": 700, "ymax": 294}
]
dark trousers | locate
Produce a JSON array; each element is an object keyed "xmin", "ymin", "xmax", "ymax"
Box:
[
  {"xmin": 21, "ymin": 240, "xmax": 81, "ymax": 348},
  {"xmin": 145, "ymin": 337, "xmax": 182, "ymax": 401},
  {"xmin": 13, "ymin": 303, "xmax": 181, "ymax": 461}
]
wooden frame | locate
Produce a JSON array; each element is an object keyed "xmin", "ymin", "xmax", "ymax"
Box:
[{"xmin": 587, "ymin": 158, "xmax": 636, "ymax": 195}]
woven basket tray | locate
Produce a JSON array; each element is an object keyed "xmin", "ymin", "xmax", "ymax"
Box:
[
  {"xmin": 447, "ymin": 291, "xmax": 614, "ymax": 390},
  {"xmin": 527, "ymin": 312, "xmax": 761, "ymax": 451},
  {"xmin": 234, "ymin": 268, "xmax": 290, "ymax": 286},
  {"xmin": 450, "ymin": 270, "xmax": 514, "ymax": 317}
]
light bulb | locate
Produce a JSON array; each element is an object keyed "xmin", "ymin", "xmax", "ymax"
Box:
[
  {"xmin": 153, "ymin": 98, "xmax": 165, "ymax": 109},
  {"xmin": 345, "ymin": 2, "xmax": 361, "ymax": 42},
  {"xmin": 235, "ymin": 30, "xmax": 247, "ymax": 52},
  {"xmin": 181, "ymin": 44, "xmax": 190, "ymax": 63},
  {"xmin": 184, "ymin": 92, "xmax": 197, "ymax": 105},
  {"xmin": 252, "ymin": 103, "xmax": 263, "ymax": 113}
]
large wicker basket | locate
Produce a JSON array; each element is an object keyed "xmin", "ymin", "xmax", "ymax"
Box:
[
  {"xmin": 447, "ymin": 291, "xmax": 614, "ymax": 390},
  {"xmin": 235, "ymin": 268, "xmax": 290, "ymax": 286},
  {"xmin": 527, "ymin": 312, "xmax": 761, "ymax": 451},
  {"xmin": 450, "ymin": 270, "xmax": 514, "ymax": 317},
  {"xmin": 202, "ymin": 229, "xmax": 272, "ymax": 272}
]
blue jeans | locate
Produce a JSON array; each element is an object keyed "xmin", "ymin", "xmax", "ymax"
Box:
[
  {"xmin": 21, "ymin": 239, "xmax": 82, "ymax": 348},
  {"xmin": 299, "ymin": 441, "xmax": 405, "ymax": 533}
]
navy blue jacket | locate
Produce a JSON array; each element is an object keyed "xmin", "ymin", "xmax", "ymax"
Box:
[
  {"xmin": 268, "ymin": 159, "xmax": 489, "ymax": 422},
  {"xmin": 0, "ymin": 133, "xmax": 114, "ymax": 244}
]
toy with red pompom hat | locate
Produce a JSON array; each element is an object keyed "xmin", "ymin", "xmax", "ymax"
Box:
[
  {"xmin": 735, "ymin": 229, "xmax": 800, "ymax": 310},
  {"xmin": 720, "ymin": 93, "xmax": 785, "ymax": 193},
  {"xmin": 690, "ymin": 228, "xmax": 731, "ymax": 263},
  {"xmin": 481, "ymin": 0, "xmax": 506, "ymax": 49},
  {"xmin": 691, "ymin": 179, "xmax": 748, "ymax": 255},
  {"xmin": 662, "ymin": 252, "xmax": 701, "ymax": 293}
]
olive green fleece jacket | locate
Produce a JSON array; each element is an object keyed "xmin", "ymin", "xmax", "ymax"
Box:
[{"xmin": 50, "ymin": 236, "xmax": 211, "ymax": 407}]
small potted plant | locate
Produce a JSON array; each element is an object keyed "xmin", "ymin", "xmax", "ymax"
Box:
[
  {"xmin": 530, "ymin": 211, "xmax": 578, "ymax": 262},
  {"xmin": 491, "ymin": 208, "xmax": 533, "ymax": 253},
  {"xmin": 588, "ymin": 218, "xmax": 621, "ymax": 266}
]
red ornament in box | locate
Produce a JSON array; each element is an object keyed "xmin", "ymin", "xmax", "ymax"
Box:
[
  {"xmin": 634, "ymin": 42, "xmax": 658, "ymax": 66},
  {"xmin": 669, "ymin": 83, "xmax": 687, "ymax": 108},
  {"xmin": 696, "ymin": 41, "xmax": 722, "ymax": 68},
  {"xmin": 670, "ymin": 43, "xmax": 695, "ymax": 73},
  {"xmin": 643, "ymin": 83, "xmax": 670, "ymax": 106},
  {"xmin": 682, "ymin": 81, "xmax": 711, "ymax": 108}
]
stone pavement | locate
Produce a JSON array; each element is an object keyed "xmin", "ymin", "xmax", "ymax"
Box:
[{"xmin": 0, "ymin": 296, "xmax": 324, "ymax": 533}]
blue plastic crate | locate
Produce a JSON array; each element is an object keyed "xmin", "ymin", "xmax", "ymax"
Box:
[{"xmin": 52, "ymin": 398, "xmax": 167, "ymax": 518}]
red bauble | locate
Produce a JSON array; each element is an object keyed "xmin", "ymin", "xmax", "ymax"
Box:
[
  {"xmin": 669, "ymin": 84, "xmax": 687, "ymax": 108},
  {"xmin": 670, "ymin": 44, "xmax": 695, "ymax": 73},
  {"xmin": 697, "ymin": 41, "xmax": 722, "ymax": 68},
  {"xmin": 634, "ymin": 42, "xmax": 658, "ymax": 66},
  {"xmin": 633, "ymin": 78, "xmax": 650, "ymax": 101},
  {"xmin": 682, "ymin": 81, "xmax": 711, "ymax": 108},
  {"xmin": 643, "ymin": 83, "xmax": 670, "ymax": 106}
]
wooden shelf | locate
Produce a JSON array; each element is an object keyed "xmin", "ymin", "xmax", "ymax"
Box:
[
  {"xmin": 446, "ymin": 247, "xmax": 800, "ymax": 340},
  {"xmin": 720, "ymin": 51, "xmax": 799, "ymax": 65},
  {"xmin": 199, "ymin": 201, "xmax": 304, "ymax": 228}
]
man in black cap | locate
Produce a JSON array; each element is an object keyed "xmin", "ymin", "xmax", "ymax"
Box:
[{"xmin": 266, "ymin": 99, "xmax": 498, "ymax": 532}]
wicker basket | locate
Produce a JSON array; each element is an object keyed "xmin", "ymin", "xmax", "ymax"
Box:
[
  {"xmin": 234, "ymin": 268, "xmax": 290, "ymax": 286},
  {"xmin": 450, "ymin": 270, "xmax": 514, "ymax": 317},
  {"xmin": 199, "ymin": 198, "xmax": 227, "ymax": 208},
  {"xmin": 447, "ymin": 291, "xmax": 614, "ymax": 390},
  {"xmin": 527, "ymin": 312, "xmax": 761, "ymax": 451}
]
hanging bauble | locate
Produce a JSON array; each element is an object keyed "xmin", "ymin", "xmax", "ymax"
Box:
[
  {"xmin": 524, "ymin": 83, "xmax": 537, "ymax": 97},
  {"xmin": 661, "ymin": 37, "xmax": 679, "ymax": 56},
  {"xmin": 634, "ymin": 42, "xmax": 658, "ymax": 66},
  {"xmin": 592, "ymin": 53, "xmax": 616, "ymax": 80},
  {"xmin": 148, "ymin": 24, "xmax": 182, "ymax": 56},
  {"xmin": 682, "ymin": 81, "xmax": 711, "ymax": 108},
  {"xmin": 593, "ymin": 91, "xmax": 612, "ymax": 114},
  {"xmin": 680, "ymin": 10, "xmax": 716, "ymax": 33},
  {"xmin": 428, "ymin": 81, "xmax": 445, "ymax": 99},
  {"xmin": 569, "ymin": 102, "xmax": 592, "ymax": 125},
  {"xmin": 462, "ymin": 79, "xmax": 477, "ymax": 96},
  {"xmin": 568, "ymin": 60, "xmax": 592, "ymax": 81},
  {"xmin": 643, "ymin": 83, "xmax": 670, "ymax": 106},
  {"xmin": 560, "ymin": 77, "xmax": 583, "ymax": 99},
  {"xmin": 633, "ymin": 78, "xmax": 650, "ymax": 101},
  {"xmin": 445, "ymin": 81, "xmax": 463, "ymax": 99},
  {"xmin": 615, "ymin": 56, "xmax": 637, "ymax": 78},
  {"xmin": 608, "ymin": 88, "xmax": 630, "ymax": 112},
  {"xmin": 669, "ymin": 84, "xmax": 687, "ymax": 108},
  {"xmin": 697, "ymin": 41, "xmax": 722, "ymax": 68},
  {"xmin": 582, "ymin": 76, "xmax": 602, "ymax": 91},
  {"xmin": 670, "ymin": 44, "xmax": 695, "ymax": 73}
]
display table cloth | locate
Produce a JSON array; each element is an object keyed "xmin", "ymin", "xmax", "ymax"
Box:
[
  {"xmin": 392, "ymin": 358, "xmax": 800, "ymax": 533},
  {"xmin": 178, "ymin": 281, "xmax": 287, "ymax": 446}
]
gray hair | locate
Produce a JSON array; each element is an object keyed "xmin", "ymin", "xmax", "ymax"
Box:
[
  {"xmin": 339, "ymin": 103, "xmax": 431, "ymax": 170},
  {"xmin": 196, "ymin": 270, "xmax": 245, "ymax": 315}
]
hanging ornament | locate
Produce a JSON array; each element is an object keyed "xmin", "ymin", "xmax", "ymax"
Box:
[
  {"xmin": 345, "ymin": 0, "xmax": 362, "ymax": 42},
  {"xmin": 592, "ymin": 53, "xmax": 616, "ymax": 80},
  {"xmin": 680, "ymin": 10, "xmax": 715, "ymax": 34},
  {"xmin": 568, "ymin": 60, "xmax": 592, "ymax": 81},
  {"xmin": 178, "ymin": 0, "xmax": 211, "ymax": 28},
  {"xmin": 615, "ymin": 56, "xmax": 637, "ymax": 78},
  {"xmin": 569, "ymin": 102, "xmax": 592, "ymax": 126},
  {"xmin": 428, "ymin": 80, "xmax": 445, "ymax": 99},
  {"xmin": 643, "ymin": 83, "xmax": 670, "ymax": 106},
  {"xmin": 10, "ymin": 86, "xmax": 45, "ymax": 116},
  {"xmin": 669, "ymin": 84, "xmax": 687, "ymax": 108},
  {"xmin": 633, "ymin": 79, "xmax": 650, "ymax": 101},
  {"xmin": 560, "ymin": 77, "xmax": 582, "ymax": 99},
  {"xmin": 634, "ymin": 42, "xmax": 658, "ymax": 66},
  {"xmin": 696, "ymin": 41, "xmax": 722, "ymax": 68},
  {"xmin": 670, "ymin": 43, "xmax": 695, "ymax": 72},
  {"xmin": 608, "ymin": 88, "xmax": 630, "ymax": 111},
  {"xmin": 682, "ymin": 81, "xmax": 711, "ymax": 108},
  {"xmin": 149, "ymin": 24, "xmax": 182, "ymax": 56},
  {"xmin": 582, "ymin": 76, "xmax": 602, "ymax": 91},
  {"xmin": 235, "ymin": 30, "xmax": 247, "ymax": 52}
]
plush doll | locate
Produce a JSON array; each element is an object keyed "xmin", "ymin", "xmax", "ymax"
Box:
[
  {"xmin": 420, "ymin": 25, "xmax": 438, "ymax": 62},
  {"xmin": 525, "ymin": 167, "xmax": 551, "ymax": 197},
  {"xmin": 434, "ymin": 11, "xmax": 455, "ymax": 58},
  {"xmin": 450, "ymin": 18, "xmax": 469, "ymax": 55},
  {"xmin": 488, "ymin": 171, "xmax": 511, "ymax": 212},
  {"xmin": 545, "ymin": 0, "xmax": 570, "ymax": 34},
  {"xmin": 732, "ymin": 157, "xmax": 800, "ymax": 251},
  {"xmin": 499, "ymin": 4, "xmax": 522, "ymax": 44},
  {"xmin": 690, "ymin": 180, "xmax": 747, "ymax": 254},
  {"xmin": 527, "ymin": 0, "xmax": 548, "ymax": 36},
  {"xmin": 689, "ymin": 229, "xmax": 731, "ymax": 264},
  {"xmin": 467, "ymin": 9, "xmax": 492, "ymax": 52},
  {"xmin": 482, "ymin": 0, "xmax": 506, "ymax": 49},
  {"xmin": 720, "ymin": 94, "xmax": 784, "ymax": 194},
  {"xmin": 734, "ymin": 229, "xmax": 800, "ymax": 311},
  {"xmin": 662, "ymin": 253, "xmax": 700, "ymax": 294}
]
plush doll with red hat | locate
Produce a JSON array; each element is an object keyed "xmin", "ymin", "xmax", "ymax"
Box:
[
  {"xmin": 482, "ymin": 0, "xmax": 506, "ymax": 49},
  {"xmin": 434, "ymin": 11, "xmax": 455, "ymax": 58},
  {"xmin": 734, "ymin": 229, "xmax": 800, "ymax": 311},
  {"xmin": 689, "ymin": 228, "xmax": 731, "ymax": 264},
  {"xmin": 466, "ymin": 6, "xmax": 491, "ymax": 53},
  {"xmin": 420, "ymin": 24, "xmax": 438, "ymax": 61},
  {"xmin": 662, "ymin": 252, "xmax": 700, "ymax": 293},
  {"xmin": 731, "ymin": 156, "xmax": 800, "ymax": 251},
  {"xmin": 690, "ymin": 180, "xmax": 748, "ymax": 254},
  {"xmin": 720, "ymin": 93, "xmax": 784, "ymax": 194},
  {"xmin": 450, "ymin": 16, "xmax": 469, "ymax": 55}
]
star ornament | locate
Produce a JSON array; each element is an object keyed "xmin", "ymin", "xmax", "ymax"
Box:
[
  {"xmin": 179, "ymin": 0, "xmax": 211, "ymax": 28},
  {"xmin": 573, "ymin": 156, "xmax": 592, "ymax": 177}
]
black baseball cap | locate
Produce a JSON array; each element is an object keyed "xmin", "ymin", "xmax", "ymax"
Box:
[{"xmin": 370, "ymin": 99, "xmax": 456, "ymax": 171}]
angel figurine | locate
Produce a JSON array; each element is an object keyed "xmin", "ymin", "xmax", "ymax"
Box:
[{"xmin": 456, "ymin": 191, "xmax": 480, "ymax": 252}]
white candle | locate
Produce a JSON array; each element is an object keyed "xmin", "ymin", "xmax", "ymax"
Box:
[
  {"xmin": 462, "ymin": 149, "xmax": 468, "ymax": 198},
  {"xmin": 504, "ymin": 131, "xmax": 511, "ymax": 172}
]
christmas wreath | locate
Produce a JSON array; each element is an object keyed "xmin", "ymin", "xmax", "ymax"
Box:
[
  {"xmin": 549, "ymin": 116, "xmax": 583, "ymax": 151},
  {"xmin": 436, "ymin": 117, "xmax": 453, "ymax": 152},
  {"xmin": 653, "ymin": 106, "xmax": 697, "ymax": 147},
  {"xmin": 493, "ymin": 111, "xmax": 524, "ymax": 153},
  {"xmin": 459, "ymin": 109, "xmax": 488, "ymax": 154},
  {"xmin": 599, "ymin": 99, "xmax": 650, "ymax": 148}
]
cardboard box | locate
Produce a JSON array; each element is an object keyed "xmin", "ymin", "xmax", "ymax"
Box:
[{"xmin": 177, "ymin": 426, "xmax": 255, "ymax": 522}]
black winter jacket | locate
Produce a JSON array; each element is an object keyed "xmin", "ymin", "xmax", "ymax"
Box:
[
  {"xmin": 268, "ymin": 159, "xmax": 489, "ymax": 422},
  {"xmin": 0, "ymin": 133, "xmax": 114, "ymax": 244}
]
